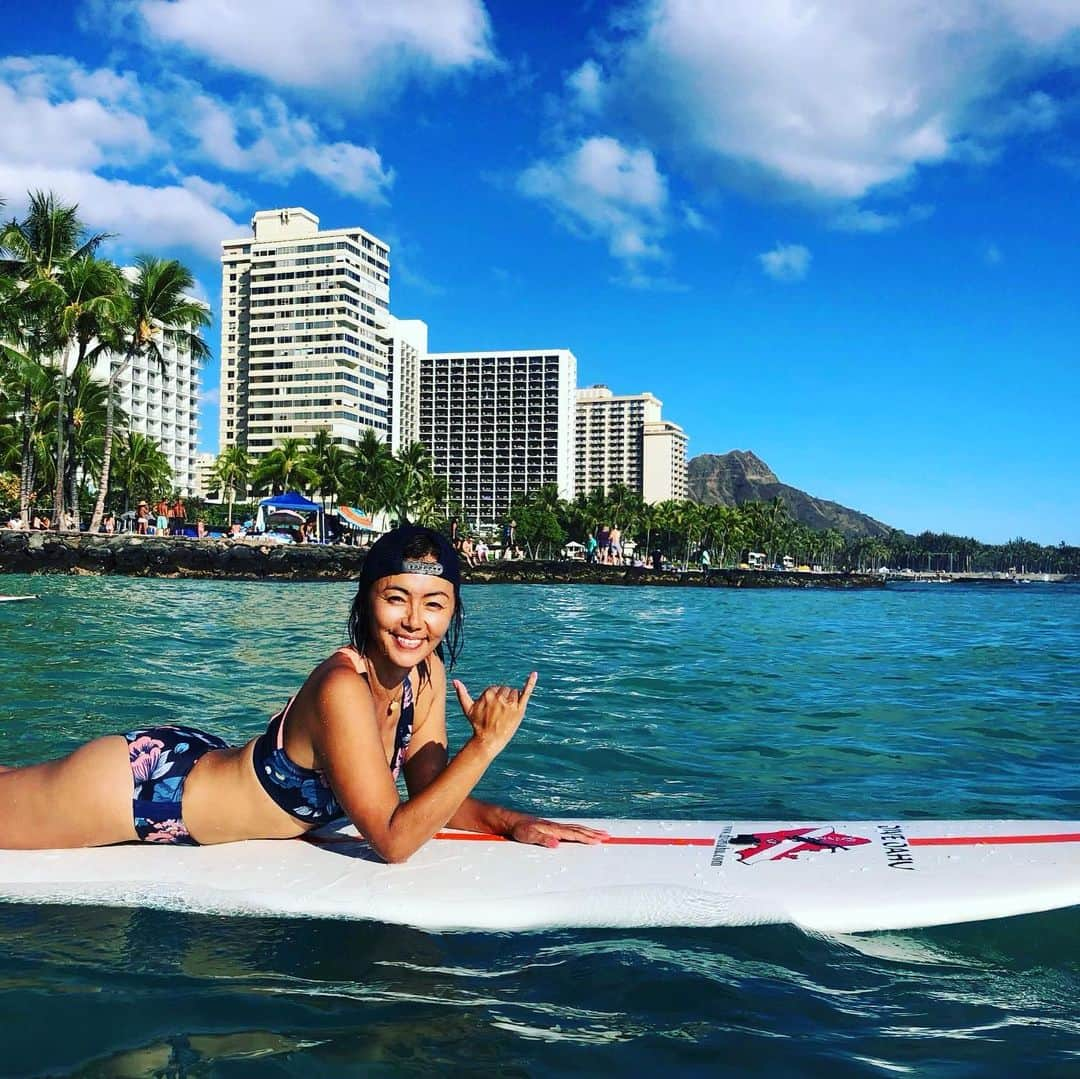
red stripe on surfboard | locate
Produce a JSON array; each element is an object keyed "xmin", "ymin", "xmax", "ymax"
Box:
[
  {"xmin": 302, "ymin": 832, "xmax": 714, "ymax": 847},
  {"xmin": 303, "ymin": 830, "xmax": 1080, "ymax": 849},
  {"xmin": 432, "ymin": 832, "xmax": 714, "ymax": 846},
  {"xmin": 911, "ymin": 832, "xmax": 1080, "ymax": 847}
]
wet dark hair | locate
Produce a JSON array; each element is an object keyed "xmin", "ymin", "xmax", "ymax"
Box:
[{"xmin": 347, "ymin": 528, "xmax": 464, "ymax": 672}]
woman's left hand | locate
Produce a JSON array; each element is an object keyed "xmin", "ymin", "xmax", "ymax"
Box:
[{"xmin": 509, "ymin": 817, "xmax": 610, "ymax": 848}]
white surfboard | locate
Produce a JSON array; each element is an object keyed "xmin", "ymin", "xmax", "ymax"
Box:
[
  {"xmin": 0, "ymin": 595, "xmax": 36, "ymax": 602},
  {"xmin": 1, "ymin": 819, "xmax": 1078, "ymax": 934}
]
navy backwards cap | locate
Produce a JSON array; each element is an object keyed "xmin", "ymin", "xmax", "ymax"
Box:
[{"xmin": 359, "ymin": 525, "xmax": 460, "ymax": 589}]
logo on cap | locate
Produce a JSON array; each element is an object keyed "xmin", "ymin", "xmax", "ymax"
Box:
[{"xmin": 401, "ymin": 558, "xmax": 444, "ymax": 576}]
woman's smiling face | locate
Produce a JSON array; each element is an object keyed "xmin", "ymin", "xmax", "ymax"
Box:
[{"xmin": 369, "ymin": 570, "xmax": 456, "ymax": 667}]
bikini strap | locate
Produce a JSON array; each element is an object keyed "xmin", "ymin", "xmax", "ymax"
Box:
[
  {"xmin": 334, "ymin": 645, "xmax": 366, "ymax": 674},
  {"xmin": 268, "ymin": 698, "xmax": 297, "ymax": 750}
]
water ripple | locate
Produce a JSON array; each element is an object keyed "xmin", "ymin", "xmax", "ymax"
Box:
[{"xmin": 1, "ymin": 576, "xmax": 1078, "ymax": 1074}]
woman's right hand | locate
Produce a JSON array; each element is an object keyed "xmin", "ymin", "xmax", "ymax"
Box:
[{"xmin": 452, "ymin": 672, "xmax": 538, "ymax": 755}]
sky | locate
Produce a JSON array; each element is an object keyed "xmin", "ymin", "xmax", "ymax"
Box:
[{"xmin": 2, "ymin": 0, "xmax": 1079, "ymax": 545}]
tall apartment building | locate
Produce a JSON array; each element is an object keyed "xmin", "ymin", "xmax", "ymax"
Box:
[
  {"xmin": 381, "ymin": 316, "xmax": 426, "ymax": 455},
  {"xmin": 192, "ymin": 451, "xmax": 218, "ymax": 501},
  {"xmin": 420, "ymin": 350, "xmax": 577, "ymax": 528},
  {"xmin": 91, "ymin": 311, "xmax": 202, "ymax": 495},
  {"xmin": 642, "ymin": 419, "xmax": 689, "ymax": 502},
  {"xmin": 218, "ymin": 208, "xmax": 391, "ymax": 459},
  {"xmin": 575, "ymin": 385, "xmax": 688, "ymax": 503}
]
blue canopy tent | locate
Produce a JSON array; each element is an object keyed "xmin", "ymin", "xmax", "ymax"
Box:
[{"xmin": 256, "ymin": 491, "xmax": 323, "ymax": 542}]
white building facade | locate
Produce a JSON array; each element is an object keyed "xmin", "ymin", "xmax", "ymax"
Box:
[
  {"xmin": 219, "ymin": 208, "xmax": 391, "ymax": 459},
  {"xmin": 91, "ymin": 324, "xmax": 201, "ymax": 495},
  {"xmin": 642, "ymin": 420, "xmax": 689, "ymax": 503},
  {"xmin": 419, "ymin": 349, "xmax": 577, "ymax": 528},
  {"xmin": 575, "ymin": 385, "xmax": 688, "ymax": 503},
  {"xmin": 192, "ymin": 451, "xmax": 218, "ymax": 500},
  {"xmin": 381, "ymin": 316, "xmax": 427, "ymax": 455}
]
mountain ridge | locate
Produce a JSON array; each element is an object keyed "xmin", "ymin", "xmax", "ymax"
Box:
[{"xmin": 687, "ymin": 451, "xmax": 894, "ymax": 538}]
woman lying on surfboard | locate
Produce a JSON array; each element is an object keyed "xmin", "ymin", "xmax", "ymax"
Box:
[{"xmin": 0, "ymin": 525, "xmax": 607, "ymax": 858}]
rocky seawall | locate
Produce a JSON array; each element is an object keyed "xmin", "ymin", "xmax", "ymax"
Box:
[{"xmin": 0, "ymin": 532, "xmax": 884, "ymax": 588}]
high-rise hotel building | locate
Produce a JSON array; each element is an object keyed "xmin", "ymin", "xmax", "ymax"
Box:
[
  {"xmin": 420, "ymin": 350, "xmax": 577, "ymax": 528},
  {"xmin": 219, "ymin": 208, "xmax": 391, "ymax": 458},
  {"xmin": 381, "ymin": 316, "xmax": 426, "ymax": 455},
  {"xmin": 576, "ymin": 385, "xmax": 688, "ymax": 503},
  {"xmin": 91, "ymin": 279, "xmax": 203, "ymax": 495}
]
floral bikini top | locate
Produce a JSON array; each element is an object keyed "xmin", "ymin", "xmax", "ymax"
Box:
[{"xmin": 251, "ymin": 647, "xmax": 414, "ymax": 824}]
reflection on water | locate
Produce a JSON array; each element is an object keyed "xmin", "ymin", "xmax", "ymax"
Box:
[{"xmin": 0, "ymin": 577, "xmax": 1078, "ymax": 1074}]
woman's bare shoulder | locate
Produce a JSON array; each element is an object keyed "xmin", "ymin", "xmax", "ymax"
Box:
[{"xmin": 300, "ymin": 652, "xmax": 373, "ymax": 719}]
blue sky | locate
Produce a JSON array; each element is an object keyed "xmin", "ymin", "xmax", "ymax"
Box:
[{"xmin": 3, "ymin": 0, "xmax": 1079, "ymax": 545}]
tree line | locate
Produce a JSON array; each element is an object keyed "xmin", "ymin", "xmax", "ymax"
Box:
[
  {"xmin": 503, "ymin": 485, "xmax": 1080, "ymax": 574},
  {"xmin": 206, "ymin": 429, "xmax": 447, "ymax": 528},
  {"xmin": 1, "ymin": 191, "xmax": 208, "ymax": 529}
]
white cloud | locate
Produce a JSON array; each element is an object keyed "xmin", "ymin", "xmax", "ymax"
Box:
[
  {"xmin": 831, "ymin": 208, "xmax": 903, "ymax": 233},
  {"xmin": 185, "ymin": 92, "xmax": 393, "ymax": 201},
  {"xmin": 758, "ymin": 243, "xmax": 812, "ymax": 282},
  {"xmin": 0, "ymin": 164, "xmax": 242, "ymax": 259},
  {"xmin": 137, "ymin": 0, "xmax": 496, "ymax": 105},
  {"xmin": 576, "ymin": 0, "xmax": 1080, "ymax": 201},
  {"xmin": 0, "ymin": 57, "xmax": 155, "ymax": 170},
  {"xmin": 179, "ymin": 175, "xmax": 249, "ymax": 215},
  {"xmin": 567, "ymin": 60, "xmax": 605, "ymax": 114},
  {"xmin": 518, "ymin": 136, "xmax": 670, "ymax": 262},
  {"xmin": 0, "ymin": 56, "xmax": 393, "ymax": 218},
  {"xmin": 831, "ymin": 203, "xmax": 934, "ymax": 233},
  {"xmin": 0, "ymin": 56, "xmax": 242, "ymax": 258},
  {"xmin": 681, "ymin": 204, "xmax": 707, "ymax": 231}
]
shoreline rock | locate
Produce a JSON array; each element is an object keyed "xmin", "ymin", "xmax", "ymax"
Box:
[{"xmin": 0, "ymin": 531, "xmax": 884, "ymax": 588}]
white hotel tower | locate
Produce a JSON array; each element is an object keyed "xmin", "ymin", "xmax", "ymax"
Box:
[
  {"xmin": 219, "ymin": 208, "xmax": 391, "ymax": 458},
  {"xmin": 91, "ymin": 278, "xmax": 203, "ymax": 494},
  {"xmin": 419, "ymin": 350, "xmax": 578, "ymax": 528},
  {"xmin": 576, "ymin": 385, "xmax": 688, "ymax": 503}
]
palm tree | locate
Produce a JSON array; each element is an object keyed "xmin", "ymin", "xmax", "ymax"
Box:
[
  {"xmin": 344, "ymin": 428, "xmax": 395, "ymax": 516},
  {"xmin": 0, "ymin": 191, "xmax": 109, "ymax": 528},
  {"xmin": 819, "ymin": 528, "xmax": 844, "ymax": 571},
  {"xmin": 210, "ymin": 444, "xmax": 253, "ymax": 525},
  {"xmin": 43, "ymin": 256, "xmax": 123, "ymax": 528},
  {"xmin": 650, "ymin": 500, "xmax": 684, "ymax": 562},
  {"xmin": 0, "ymin": 351, "xmax": 52, "ymax": 522},
  {"xmin": 251, "ymin": 437, "xmax": 316, "ymax": 496},
  {"xmin": 65, "ymin": 366, "xmax": 120, "ymax": 512},
  {"xmin": 89, "ymin": 256, "xmax": 211, "ymax": 532},
  {"xmin": 409, "ymin": 471, "xmax": 449, "ymax": 527},
  {"xmin": 304, "ymin": 427, "xmax": 349, "ymax": 512},
  {"xmin": 110, "ymin": 432, "xmax": 173, "ymax": 511},
  {"xmin": 391, "ymin": 440, "xmax": 436, "ymax": 524}
]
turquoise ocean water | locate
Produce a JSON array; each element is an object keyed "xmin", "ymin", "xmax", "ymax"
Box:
[{"xmin": 1, "ymin": 576, "xmax": 1078, "ymax": 1076}]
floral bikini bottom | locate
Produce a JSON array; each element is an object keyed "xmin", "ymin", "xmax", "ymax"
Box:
[{"xmin": 124, "ymin": 724, "xmax": 229, "ymax": 845}]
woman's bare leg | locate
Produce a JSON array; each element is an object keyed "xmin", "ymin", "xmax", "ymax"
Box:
[{"xmin": 0, "ymin": 736, "xmax": 137, "ymax": 849}]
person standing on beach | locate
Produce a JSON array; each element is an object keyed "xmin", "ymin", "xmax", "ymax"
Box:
[
  {"xmin": 154, "ymin": 497, "xmax": 170, "ymax": 536},
  {"xmin": 609, "ymin": 526, "xmax": 622, "ymax": 566},
  {"xmin": 0, "ymin": 525, "xmax": 607, "ymax": 857},
  {"xmin": 596, "ymin": 525, "xmax": 611, "ymax": 564},
  {"xmin": 169, "ymin": 496, "xmax": 187, "ymax": 536}
]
